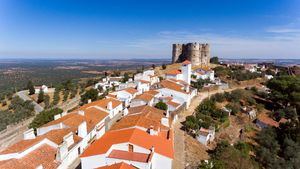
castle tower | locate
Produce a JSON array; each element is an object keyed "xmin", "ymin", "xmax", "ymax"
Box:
[
  {"xmin": 172, "ymin": 44, "xmax": 183, "ymax": 63},
  {"xmin": 172, "ymin": 42, "xmax": 210, "ymax": 66},
  {"xmin": 201, "ymin": 44, "xmax": 210, "ymax": 66},
  {"xmin": 181, "ymin": 60, "xmax": 192, "ymax": 85},
  {"xmin": 187, "ymin": 42, "xmax": 200, "ymax": 66}
]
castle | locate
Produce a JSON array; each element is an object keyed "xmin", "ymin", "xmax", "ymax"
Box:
[{"xmin": 172, "ymin": 42, "xmax": 210, "ymax": 66}]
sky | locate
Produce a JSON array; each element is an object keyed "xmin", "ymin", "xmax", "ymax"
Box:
[{"xmin": 0, "ymin": 0, "xmax": 300, "ymax": 59}]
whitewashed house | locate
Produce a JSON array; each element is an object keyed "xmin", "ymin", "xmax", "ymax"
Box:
[
  {"xmin": 110, "ymin": 88, "xmax": 139, "ymax": 107},
  {"xmin": 80, "ymin": 128, "xmax": 173, "ymax": 169},
  {"xmin": 34, "ymin": 85, "xmax": 49, "ymax": 94},
  {"xmin": 165, "ymin": 60, "xmax": 192, "ymax": 85},
  {"xmin": 192, "ymin": 68, "xmax": 215, "ymax": 81},
  {"xmin": 196, "ymin": 127, "xmax": 215, "ymax": 146},
  {"xmin": 158, "ymin": 79, "xmax": 197, "ymax": 108},
  {"xmin": 136, "ymin": 80, "xmax": 150, "ymax": 94},
  {"xmin": 0, "ymin": 101, "xmax": 109, "ymax": 169}
]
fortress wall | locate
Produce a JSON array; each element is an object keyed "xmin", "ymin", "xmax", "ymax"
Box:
[{"xmin": 172, "ymin": 42, "xmax": 210, "ymax": 66}]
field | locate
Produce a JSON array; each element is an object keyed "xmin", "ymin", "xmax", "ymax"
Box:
[{"xmin": 0, "ymin": 59, "xmax": 170, "ymax": 97}]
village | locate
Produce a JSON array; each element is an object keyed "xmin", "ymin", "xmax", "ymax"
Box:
[{"xmin": 0, "ymin": 43, "xmax": 290, "ymax": 169}]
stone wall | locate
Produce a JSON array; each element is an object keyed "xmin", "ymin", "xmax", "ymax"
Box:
[{"xmin": 172, "ymin": 42, "xmax": 210, "ymax": 66}]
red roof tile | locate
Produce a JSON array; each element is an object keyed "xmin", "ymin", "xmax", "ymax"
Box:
[
  {"xmin": 96, "ymin": 162, "xmax": 137, "ymax": 169},
  {"xmin": 81, "ymin": 128, "xmax": 173, "ymax": 159},
  {"xmin": 108, "ymin": 150, "xmax": 151, "ymax": 163}
]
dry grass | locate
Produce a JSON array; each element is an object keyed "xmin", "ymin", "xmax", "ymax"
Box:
[{"xmin": 185, "ymin": 134, "xmax": 210, "ymax": 169}]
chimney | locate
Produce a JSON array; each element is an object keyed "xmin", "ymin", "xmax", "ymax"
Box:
[
  {"xmin": 63, "ymin": 132, "xmax": 74, "ymax": 148},
  {"xmin": 23, "ymin": 128, "xmax": 36, "ymax": 140},
  {"xmin": 78, "ymin": 110, "xmax": 85, "ymax": 116},
  {"xmin": 107, "ymin": 101, "xmax": 113, "ymax": 110},
  {"xmin": 88, "ymin": 99, "xmax": 92, "ymax": 103},
  {"xmin": 54, "ymin": 114, "xmax": 61, "ymax": 120},
  {"xmin": 149, "ymin": 126, "xmax": 155, "ymax": 135},
  {"xmin": 123, "ymin": 108, "xmax": 129, "ymax": 116},
  {"xmin": 56, "ymin": 141, "xmax": 68, "ymax": 162},
  {"xmin": 78, "ymin": 121, "xmax": 87, "ymax": 138},
  {"xmin": 185, "ymin": 86, "xmax": 190, "ymax": 93},
  {"xmin": 151, "ymin": 146, "xmax": 155, "ymax": 153}
]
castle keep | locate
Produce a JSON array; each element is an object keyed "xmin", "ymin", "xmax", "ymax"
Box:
[{"xmin": 172, "ymin": 42, "xmax": 210, "ymax": 66}]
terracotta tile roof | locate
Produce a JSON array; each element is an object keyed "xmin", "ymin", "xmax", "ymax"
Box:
[
  {"xmin": 182, "ymin": 60, "xmax": 191, "ymax": 65},
  {"xmin": 96, "ymin": 162, "xmax": 137, "ymax": 169},
  {"xmin": 127, "ymin": 105, "xmax": 165, "ymax": 116},
  {"xmin": 134, "ymin": 93, "xmax": 154, "ymax": 102},
  {"xmin": 107, "ymin": 93, "xmax": 117, "ymax": 98},
  {"xmin": 42, "ymin": 107, "xmax": 108, "ymax": 133},
  {"xmin": 111, "ymin": 105, "xmax": 167, "ymax": 131},
  {"xmin": 167, "ymin": 101, "xmax": 180, "ymax": 108},
  {"xmin": 166, "ymin": 69, "xmax": 181, "ymax": 75},
  {"xmin": 123, "ymin": 88, "xmax": 138, "ymax": 95},
  {"xmin": 0, "ymin": 144, "xmax": 59, "ymax": 169},
  {"xmin": 139, "ymin": 80, "xmax": 150, "ymax": 84},
  {"xmin": 257, "ymin": 113, "xmax": 279, "ymax": 127},
  {"xmin": 81, "ymin": 128, "xmax": 173, "ymax": 159},
  {"xmin": 1, "ymin": 128, "xmax": 82, "ymax": 155},
  {"xmin": 80, "ymin": 98, "xmax": 122, "ymax": 110},
  {"xmin": 144, "ymin": 90, "xmax": 159, "ymax": 96},
  {"xmin": 160, "ymin": 80, "xmax": 189, "ymax": 94},
  {"xmin": 168, "ymin": 78, "xmax": 189, "ymax": 85},
  {"xmin": 108, "ymin": 150, "xmax": 151, "ymax": 163}
]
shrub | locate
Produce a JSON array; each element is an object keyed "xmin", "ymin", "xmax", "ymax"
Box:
[{"xmin": 155, "ymin": 101, "xmax": 168, "ymax": 111}]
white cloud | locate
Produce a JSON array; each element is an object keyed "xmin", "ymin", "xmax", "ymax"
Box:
[{"xmin": 114, "ymin": 30, "xmax": 300, "ymax": 59}]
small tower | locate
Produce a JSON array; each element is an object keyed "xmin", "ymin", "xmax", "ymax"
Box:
[
  {"xmin": 172, "ymin": 44, "xmax": 183, "ymax": 63},
  {"xmin": 181, "ymin": 60, "xmax": 192, "ymax": 85}
]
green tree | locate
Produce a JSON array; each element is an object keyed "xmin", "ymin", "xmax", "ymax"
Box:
[
  {"xmin": 155, "ymin": 101, "xmax": 168, "ymax": 110},
  {"xmin": 27, "ymin": 81, "xmax": 35, "ymax": 95},
  {"xmin": 210, "ymin": 56, "xmax": 219, "ymax": 64},
  {"xmin": 81, "ymin": 88, "xmax": 98, "ymax": 104},
  {"xmin": 29, "ymin": 108, "xmax": 63, "ymax": 129},
  {"xmin": 44, "ymin": 94, "xmax": 50, "ymax": 109},
  {"xmin": 52, "ymin": 89, "xmax": 60, "ymax": 105},
  {"xmin": 266, "ymin": 75, "xmax": 300, "ymax": 108},
  {"xmin": 37, "ymin": 90, "xmax": 44, "ymax": 103},
  {"xmin": 152, "ymin": 64, "xmax": 156, "ymax": 69},
  {"xmin": 122, "ymin": 72, "xmax": 129, "ymax": 83}
]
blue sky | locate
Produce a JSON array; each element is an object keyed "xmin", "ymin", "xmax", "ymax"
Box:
[{"xmin": 0, "ymin": 0, "xmax": 300, "ymax": 59}]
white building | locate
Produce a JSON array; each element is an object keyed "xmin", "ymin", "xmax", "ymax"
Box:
[
  {"xmin": 110, "ymin": 88, "xmax": 139, "ymax": 107},
  {"xmin": 165, "ymin": 60, "xmax": 192, "ymax": 85},
  {"xmin": 80, "ymin": 98, "xmax": 123, "ymax": 119},
  {"xmin": 34, "ymin": 85, "xmax": 49, "ymax": 94},
  {"xmin": 158, "ymin": 79, "xmax": 197, "ymax": 108},
  {"xmin": 80, "ymin": 128, "xmax": 173, "ymax": 169},
  {"xmin": 196, "ymin": 127, "xmax": 215, "ymax": 146},
  {"xmin": 0, "ymin": 101, "xmax": 109, "ymax": 169},
  {"xmin": 192, "ymin": 68, "xmax": 215, "ymax": 81},
  {"xmin": 136, "ymin": 80, "xmax": 150, "ymax": 94}
]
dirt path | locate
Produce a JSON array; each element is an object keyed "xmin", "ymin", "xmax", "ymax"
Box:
[{"xmin": 172, "ymin": 84, "xmax": 260, "ymax": 169}]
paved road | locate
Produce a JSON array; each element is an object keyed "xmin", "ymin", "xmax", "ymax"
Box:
[{"xmin": 16, "ymin": 90, "xmax": 44, "ymax": 113}]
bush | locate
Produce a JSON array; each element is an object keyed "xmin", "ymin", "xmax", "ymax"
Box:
[
  {"xmin": 162, "ymin": 64, "xmax": 167, "ymax": 70},
  {"xmin": 29, "ymin": 108, "xmax": 63, "ymax": 129},
  {"xmin": 81, "ymin": 88, "xmax": 98, "ymax": 104},
  {"xmin": 155, "ymin": 101, "xmax": 168, "ymax": 111}
]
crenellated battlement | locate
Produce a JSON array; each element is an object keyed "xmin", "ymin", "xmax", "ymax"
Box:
[{"xmin": 172, "ymin": 42, "xmax": 210, "ymax": 66}]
